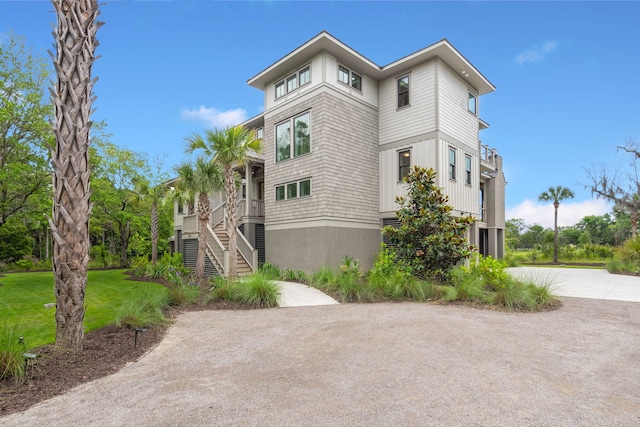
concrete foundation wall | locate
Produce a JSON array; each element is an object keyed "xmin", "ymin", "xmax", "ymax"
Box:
[{"xmin": 266, "ymin": 226, "xmax": 381, "ymax": 272}]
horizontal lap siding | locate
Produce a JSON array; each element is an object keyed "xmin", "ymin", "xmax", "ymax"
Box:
[
  {"xmin": 379, "ymin": 61, "xmax": 436, "ymax": 145},
  {"xmin": 437, "ymin": 61, "xmax": 479, "ymax": 149}
]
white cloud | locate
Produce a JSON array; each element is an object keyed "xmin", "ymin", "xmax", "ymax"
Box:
[
  {"xmin": 515, "ymin": 40, "xmax": 558, "ymax": 65},
  {"xmin": 507, "ymin": 198, "xmax": 609, "ymax": 229},
  {"xmin": 181, "ymin": 106, "xmax": 247, "ymax": 128}
]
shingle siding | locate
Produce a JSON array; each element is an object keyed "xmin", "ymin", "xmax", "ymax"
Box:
[{"xmin": 264, "ymin": 91, "xmax": 379, "ymax": 225}]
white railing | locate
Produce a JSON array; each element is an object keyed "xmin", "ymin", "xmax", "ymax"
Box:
[
  {"xmin": 236, "ymin": 227, "xmax": 258, "ymax": 271},
  {"xmin": 211, "ymin": 204, "xmax": 225, "ymax": 228},
  {"xmin": 183, "ymin": 214, "xmax": 198, "ymax": 234},
  {"xmin": 205, "ymin": 223, "xmax": 226, "ymax": 274},
  {"xmin": 481, "ymin": 144, "xmax": 497, "ymax": 165},
  {"xmin": 251, "ymin": 199, "xmax": 265, "ymax": 217}
]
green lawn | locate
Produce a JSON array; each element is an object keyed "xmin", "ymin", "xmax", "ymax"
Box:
[{"xmin": 0, "ymin": 270, "xmax": 168, "ymax": 349}]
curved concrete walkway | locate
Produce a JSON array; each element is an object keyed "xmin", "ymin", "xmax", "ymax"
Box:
[
  {"xmin": 507, "ymin": 266, "xmax": 640, "ymax": 302},
  {"xmin": 275, "ymin": 281, "xmax": 339, "ymax": 307}
]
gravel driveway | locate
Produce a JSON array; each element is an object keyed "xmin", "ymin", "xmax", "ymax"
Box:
[{"xmin": 3, "ymin": 298, "xmax": 640, "ymax": 426}]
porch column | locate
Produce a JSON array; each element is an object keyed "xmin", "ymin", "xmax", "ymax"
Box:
[{"xmin": 245, "ymin": 166, "xmax": 252, "ymax": 217}]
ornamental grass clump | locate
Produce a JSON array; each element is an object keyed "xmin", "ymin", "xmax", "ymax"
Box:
[
  {"xmin": 0, "ymin": 324, "xmax": 29, "ymax": 383},
  {"xmin": 228, "ymin": 273, "xmax": 280, "ymax": 308},
  {"xmin": 114, "ymin": 288, "xmax": 169, "ymax": 328}
]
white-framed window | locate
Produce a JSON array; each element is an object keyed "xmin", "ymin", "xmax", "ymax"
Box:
[
  {"xmin": 275, "ymin": 65, "xmax": 311, "ymax": 99},
  {"xmin": 275, "ymin": 178, "xmax": 311, "ymax": 201},
  {"xmin": 337, "ymin": 64, "xmax": 362, "ymax": 91},
  {"xmin": 398, "ymin": 75, "xmax": 410, "ymax": 108},
  {"xmin": 468, "ymin": 92, "xmax": 477, "ymax": 115},
  {"xmin": 256, "ymin": 127, "xmax": 263, "ymax": 140},
  {"xmin": 449, "ymin": 147, "xmax": 456, "ymax": 180},
  {"xmin": 299, "ymin": 66, "xmax": 310, "ymax": 86},
  {"xmin": 275, "ymin": 111, "xmax": 311, "ymax": 162},
  {"xmin": 465, "ymin": 155, "xmax": 472, "ymax": 185},
  {"xmin": 275, "ymin": 81, "xmax": 286, "ymax": 98},
  {"xmin": 398, "ymin": 149, "xmax": 411, "ymax": 181}
]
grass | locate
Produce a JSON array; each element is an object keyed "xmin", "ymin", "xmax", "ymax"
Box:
[
  {"xmin": 114, "ymin": 288, "xmax": 169, "ymax": 328},
  {"xmin": 0, "ymin": 323, "xmax": 29, "ymax": 383},
  {"xmin": 0, "ymin": 269, "xmax": 169, "ymax": 349},
  {"xmin": 226, "ymin": 273, "xmax": 280, "ymax": 308}
]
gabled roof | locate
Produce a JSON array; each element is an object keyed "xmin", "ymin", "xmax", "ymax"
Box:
[{"xmin": 247, "ymin": 31, "xmax": 495, "ymax": 95}]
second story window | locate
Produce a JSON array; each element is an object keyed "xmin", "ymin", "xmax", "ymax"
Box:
[
  {"xmin": 398, "ymin": 75, "xmax": 410, "ymax": 108},
  {"xmin": 398, "ymin": 149, "xmax": 411, "ymax": 181},
  {"xmin": 275, "ymin": 81, "xmax": 286, "ymax": 98},
  {"xmin": 299, "ymin": 66, "xmax": 310, "ymax": 86},
  {"xmin": 275, "ymin": 112, "xmax": 311, "ymax": 162},
  {"xmin": 256, "ymin": 127, "xmax": 263, "ymax": 140},
  {"xmin": 287, "ymin": 74, "xmax": 297, "ymax": 92},
  {"xmin": 449, "ymin": 148, "xmax": 456, "ymax": 180},
  {"xmin": 465, "ymin": 155, "xmax": 472, "ymax": 185},
  {"xmin": 338, "ymin": 65, "xmax": 362, "ymax": 91},
  {"xmin": 468, "ymin": 92, "xmax": 477, "ymax": 115}
]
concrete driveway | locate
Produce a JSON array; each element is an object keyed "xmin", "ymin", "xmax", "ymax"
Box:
[
  {"xmin": 508, "ymin": 266, "xmax": 640, "ymax": 302},
  {"xmin": 3, "ymin": 295, "xmax": 640, "ymax": 426}
]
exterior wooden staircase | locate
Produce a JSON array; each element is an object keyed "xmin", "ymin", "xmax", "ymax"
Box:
[{"xmin": 210, "ymin": 223, "xmax": 253, "ymax": 276}]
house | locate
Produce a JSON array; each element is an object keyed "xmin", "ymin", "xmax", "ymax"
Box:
[{"xmin": 172, "ymin": 31, "xmax": 505, "ymax": 276}]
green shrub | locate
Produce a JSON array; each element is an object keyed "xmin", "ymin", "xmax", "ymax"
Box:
[
  {"xmin": 469, "ymin": 255, "xmax": 508, "ymax": 290},
  {"xmin": 114, "ymin": 288, "xmax": 169, "ymax": 328},
  {"xmin": 281, "ymin": 268, "xmax": 308, "ymax": 282},
  {"xmin": 228, "ymin": 273, "xmax": 280, "ymax": 308},
  {"xmin": 0, "ymin": 324, "xmax": 29, "ymax": 383},
  {"xmin": 334, "ymin": 271, "xmax": 373, "ymax": 303},
  {"xmin": 167, "ymin": 283, "xmax": 201, "ymax": 306}
]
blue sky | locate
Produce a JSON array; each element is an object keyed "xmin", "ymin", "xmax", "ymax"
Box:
[{"xmin": 3, "ymin": 1, "xmax": 640, "ymax": 229}]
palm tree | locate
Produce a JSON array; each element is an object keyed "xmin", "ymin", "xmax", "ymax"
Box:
[
  {"xmin": 135, "ymin": 179, "xmax": 169, "ymax": 265},
  {"xmin": 538, "ymin": 186, "xmax": 575, "ymax": 263},
  {"xmin": 174, "ymin": 156, "xmax": 223, "ymax": 279},
  {"xmin": 49, "ymin": 0, "xmax": 102, "ymax": 352},
  {"xmin": 185, "ymin": 126, "xmax": 261, "ymax": 280}
]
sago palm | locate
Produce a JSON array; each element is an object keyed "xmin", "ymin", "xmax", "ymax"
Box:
[
  {"xmin": 49, "ymin": 0, "xmax": 102, "ymax": 351},
  {"xmin": 538, "ymin": 186, "xmax": 575, "ymax": 263},
  {"xmin": 185, "ymin": 126, "xmax": 261, "ymax": 280},
  {"xmin": 174, "ymin": 156, "xmax": 223, "ymax": 279}
]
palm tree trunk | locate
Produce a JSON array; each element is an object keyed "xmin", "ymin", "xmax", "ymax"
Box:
[
  {"xmin": 195, "ymin": 192, "xmax": 209, "ymax": 279},
  {"xmin": 553, "ymin": 203, "xmax": 559, "ymax": 263},
  {"xmin": 151, "ymin": 201, "xmax": 158, "ymax": 264},
  {"xmin": 49, "ymin": 0, "xmax": 101, "ymax": 352},
  {"xmin": 224, "ymin": 165, "xmax": 238, "ymax": 280}
]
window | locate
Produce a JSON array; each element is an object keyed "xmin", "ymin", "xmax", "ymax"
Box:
[
  {"xmin": 351, "ymin": 72, "xmax": 362, "ymax": 91},
  {"xmin": 338, "ymin": 65, "xmax": 362, "ymax": 91},
  {"xmin": 398, "ymin": 75, "xmax": 410, "ymax": 108},
  {"xmin": 465, "ymin": 155, "xmax": 472, "ymax": 185},
  {"xmin": 177, "ymin": 203, "xmax": 184, "ymax": 215},
  {"xmin": 275, "ymin": 112, "xmax": 310, "ymax": 162},
  {"xmin": 275, "ymin": 179, "xmax": 312, "ymax": 201},
  {"xmin": 256, "ymin": 127, "xmax": 263, "ymax": 140},
  {"xmin": 299, "ymin": 66, "xmax": 310, "ymax": 86},
  {"xmin": 449, "ymin": 148, "xmax": 456, "ymax": 180},
  {"xmin": 338, "ymin": 65, "xmax": 350, "ymax": 85},
  {"xmin": 275, "ymin": 65, "xmax": 311, "ymax": 99},
  {"xmin": 275, "ymin": 120, "xmax": 291, "ymax": 162},
  {"xmin": 300, "ymin": 179, "xmax": 311, "ymax": 197},
  {"xmin": 398, "ymin": 150, "xmax": 411, "ymax": 181},
  {"xmin": 275, "ymin": 81, "xmax": 285, "ymax": 98},
  {"xmin": 468, "ymin": 92, "xmax": 477, "ymax": 115}
]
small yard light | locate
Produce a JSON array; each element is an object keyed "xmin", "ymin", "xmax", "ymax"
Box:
[{"xmin": 134, "ymin": 327, "xmax": 147, "ymax": 349}]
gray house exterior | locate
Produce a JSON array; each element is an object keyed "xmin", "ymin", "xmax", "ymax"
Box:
[{"xmin": 173, "ymin": 32, "xmax": 505, "ymax": 275}]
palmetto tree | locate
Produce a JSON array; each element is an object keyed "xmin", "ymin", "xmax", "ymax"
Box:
[
  {"xmin": 174, "ymin": 156, "xmax": 223, "ymax": 279},
  {"xmin": 185, "ymin": 126, "xmax": 261, "ymax": 280},
  {"xmin": 538, "ymin": 186, "xmax": 575, "ymax": 263},
  {"xmin": 135, "ymin": 179, "xmax": 168, "ymax": 265},
  {"xmin": 49, "ymin": 0, "xmax": 102, "ymax": 351}
]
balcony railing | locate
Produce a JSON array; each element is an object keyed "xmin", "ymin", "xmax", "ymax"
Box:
[{"xmin": 481, "ymin": 144, "xmax": 497, "ymax": 165}]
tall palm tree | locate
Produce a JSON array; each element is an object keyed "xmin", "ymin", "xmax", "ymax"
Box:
[
  {"xmin": 174, "ymin": 156, "xmax": 223, "ymax": 279},
  {"xmin": 538, "ymin": 186, "xmax": 575, "ymax": 263},
  {"xmin": 49, "ymin": 0, "xmax": 102, "ymax": 351},
  {"xmin": 135, "ymin": 179, "xmax": 169, "ymax": 265},
  {"xmin": 185, "ymin": 126, "xmax": 261, "ymax": 280}
]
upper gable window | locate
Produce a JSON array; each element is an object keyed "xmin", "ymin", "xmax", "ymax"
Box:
[
  {"xmin": 465, "ymin": 155, "xmax": 472, "ymax": 185},
  {"xmin": 398, "ymin": 75, "xmax": 410, "ymax": 108},
  {"xmin": 468, "ymin": 93, "xmax": 477, "ymax": 115},
  {"xmin": 338, "ymin": 65, "xmax": 362, "ymax": 92},
  {"xmin": 256, "ymin": 127, "xmax": 263, "ymax": 140},
  {"xmin": 449, "ymin": 147, "xmax": 457, "ymax": 180},
  {"xmin": 275, "ymin": 65, "xmax": 311, "ymax": 99}
]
